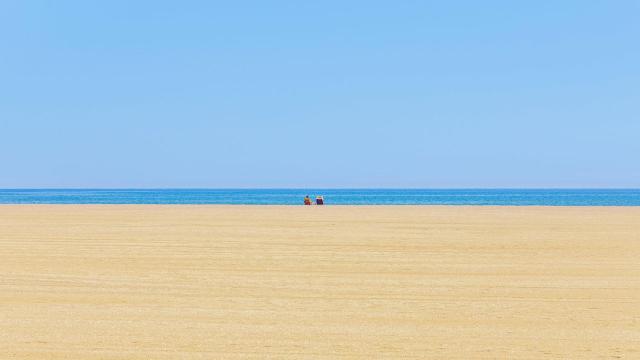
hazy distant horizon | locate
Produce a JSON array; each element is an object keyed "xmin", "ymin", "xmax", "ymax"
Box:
[{"xmin": 1, "ymin": 187, "xmax": 640, "ymax": 190}]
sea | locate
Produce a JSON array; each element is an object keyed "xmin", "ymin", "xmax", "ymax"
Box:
[{"xmin": 0, "ymin": 189, "xmax": 639, "ymax": 206}]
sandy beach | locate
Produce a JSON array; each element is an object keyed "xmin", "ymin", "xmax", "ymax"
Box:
[{"xmin": 0, "ymin": 205, "xmax": 638, "ymax": 359}]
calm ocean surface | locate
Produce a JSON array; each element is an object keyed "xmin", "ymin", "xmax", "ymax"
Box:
[{"xmin": 0, "ymin": 189, "xmax": 639, "ymax": 206}]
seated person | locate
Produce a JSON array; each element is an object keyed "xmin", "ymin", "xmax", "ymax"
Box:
[
  {"xmin": 304, "ymin": 195, "xmax": 312, "ymax": 205},
  {"xmin": 316, "ymin": 196, "xmax": 324, "ymax": 205}
]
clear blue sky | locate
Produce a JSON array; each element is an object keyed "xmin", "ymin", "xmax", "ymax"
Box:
[{"xmin": 1, "ymin": 1, "xmax": 638, "ymax": 188}]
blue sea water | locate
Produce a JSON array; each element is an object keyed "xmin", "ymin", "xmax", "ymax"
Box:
[{"xmin": 0, "ymin": 189, "xmax": 639, "ymax": 206}]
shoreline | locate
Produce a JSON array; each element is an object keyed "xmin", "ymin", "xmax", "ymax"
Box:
[
  {"xmin": 1, "ymin": 203, "xmax": 639, "ymax": 208},
  {"xmin": 2, "ymin": 189, "xmax": 639, "ymax": 207}
]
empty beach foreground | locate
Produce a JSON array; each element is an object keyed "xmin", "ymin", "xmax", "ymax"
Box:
[{"xmin": 1, "ymin": 206, "xmax": 639, "ymax": 359}]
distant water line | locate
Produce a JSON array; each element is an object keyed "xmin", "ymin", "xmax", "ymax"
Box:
[{"xmin": 0, "ymin": 189, "xmax": 639, "ymax": 206}]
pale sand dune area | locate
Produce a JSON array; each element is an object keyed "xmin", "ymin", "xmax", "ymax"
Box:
[{"xmin": 1, "ymin": 205, "xmax": 639, "ymax": 359}]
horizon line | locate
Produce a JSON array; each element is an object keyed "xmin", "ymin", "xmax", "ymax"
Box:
[{"xmin": 1, "ymin": 187, "xmax": 639, "ymax": 191}]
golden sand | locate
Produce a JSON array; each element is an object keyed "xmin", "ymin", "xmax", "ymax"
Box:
[{"xmin": 1, "ymin": 205, "xmax": 639, "ymax": 359}]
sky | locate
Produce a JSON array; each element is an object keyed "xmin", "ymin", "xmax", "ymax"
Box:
[{"xmin": 1, "ymin": 1, "xmax": 639, "ymax": 188}]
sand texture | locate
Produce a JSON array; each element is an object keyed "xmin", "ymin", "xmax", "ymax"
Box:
[{"xmin": 1, "ymin": 205, "xmax": 639, "ymax": 359}]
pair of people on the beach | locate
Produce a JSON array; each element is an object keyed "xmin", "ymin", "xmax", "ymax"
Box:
[{"xmin": 304, "ymin": 195, "xmax": 324, "ymax": 205}]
